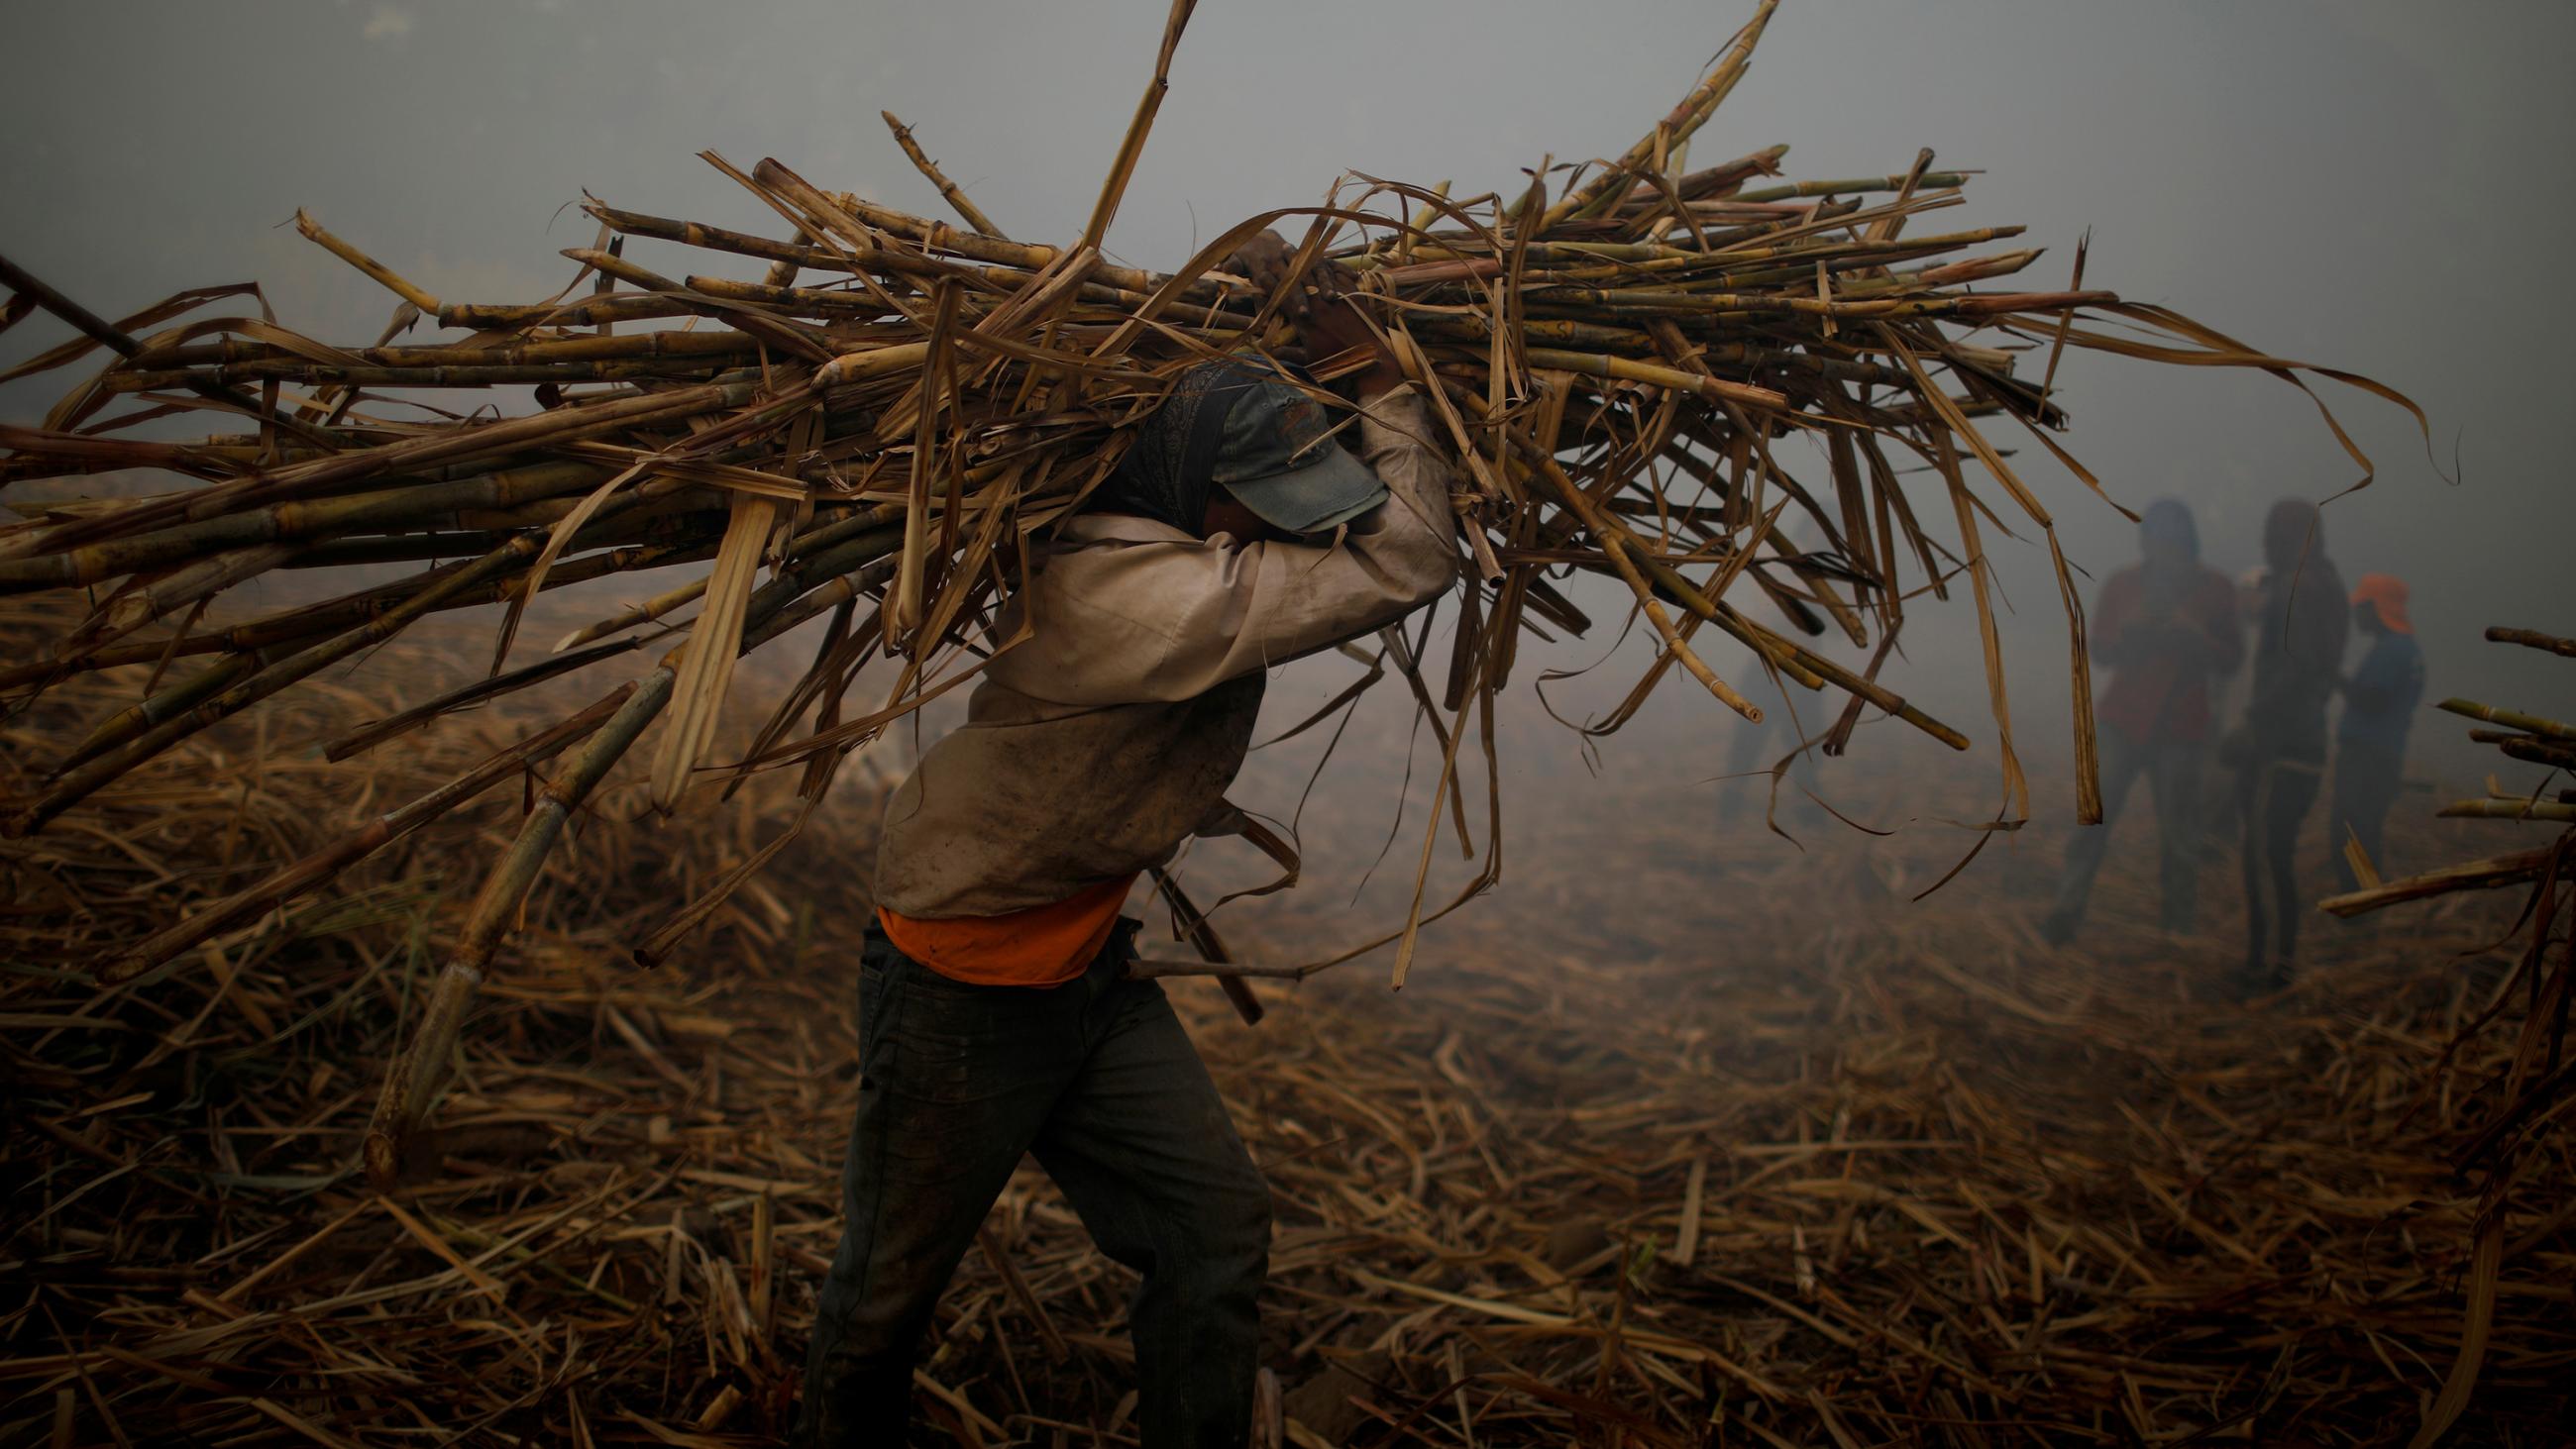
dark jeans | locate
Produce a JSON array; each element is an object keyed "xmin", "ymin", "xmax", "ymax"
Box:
[
  {"xmin": 2046, "ymin": 724, "xmax": 2204, "ymax": 940},
  {"xmin": 2238, "ymin": 752, "xmax": 2323, "ymax": 980},
  {"xmin": 795, "ymin": 921, "xmax": 1271, "ymax": 1448},
  {"xmin": 2328, "ymin": 739, "xmax": 2405, "ymax": 894}
]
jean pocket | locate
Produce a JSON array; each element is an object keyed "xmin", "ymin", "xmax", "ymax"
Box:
[{"xmin": 882, "ymin": 980, "xmax": 987, "ymax": 1100}]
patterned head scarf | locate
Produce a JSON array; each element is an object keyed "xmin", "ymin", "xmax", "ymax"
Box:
[{"xmin": 1092, "ymin": 361, "xmax": 1271, "ymax": 536}]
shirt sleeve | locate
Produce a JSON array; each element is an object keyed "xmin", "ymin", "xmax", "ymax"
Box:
[
  {"xmin": 2345, "ymin": 638, "xmax": 2424, "ymax": 715},
  {"xmin": 995, "ymin": 385, "xmax": 1459, "ymax": 706}
]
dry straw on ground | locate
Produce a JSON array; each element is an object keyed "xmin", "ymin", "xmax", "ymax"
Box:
[{"xmin": 2, "ymin": 600, "xmax": 2568, "ymax": 1446}]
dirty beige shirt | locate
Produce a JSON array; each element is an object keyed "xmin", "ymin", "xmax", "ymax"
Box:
[{"xmin": 874, "ymin": 386, "xmax": 1457, "ymax": 918}]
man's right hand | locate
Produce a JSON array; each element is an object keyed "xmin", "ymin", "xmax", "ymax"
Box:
[
  {"xmin": 1225, "ymin": 231, "xmax": 1313, "ymax": 327},
  {"xmin": 1225, "ymin": 230, "xmax": 1402, "ymax": 393}
]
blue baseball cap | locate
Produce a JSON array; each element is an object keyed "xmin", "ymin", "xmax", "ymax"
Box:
[{"xmin": 1208, "ymin": 373, "xmax": 1388, "ymax": 534}]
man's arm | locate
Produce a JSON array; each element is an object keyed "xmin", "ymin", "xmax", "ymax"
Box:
[
  {"xmin": 2342, "ymin": 640, "xmax": 2418, "ymax": 715},
  {"xmin": 2090, "ymin": 570, "xmax": 2140, "ymax": 671},
  {"xmin": 996, "ymin": 384, "xmax": 1457, "ymax": 706}
]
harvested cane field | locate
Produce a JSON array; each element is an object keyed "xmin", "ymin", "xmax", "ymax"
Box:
[
  {"xmin": 4, "ymin": 1, "xmax": 2567, "ymax": 1443},
  {"xmin": 5, "ymin": 598, "xmax": 2569, "ymax": 1447}
]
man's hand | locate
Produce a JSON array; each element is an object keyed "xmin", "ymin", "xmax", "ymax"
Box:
[
  {"xmin": 1226, "ymin": 231, "xmax": 1314, "ymax": 327},
  {"xmin": 1225, "ymin": 230, "xmax": 1402, "ymax": 395}
]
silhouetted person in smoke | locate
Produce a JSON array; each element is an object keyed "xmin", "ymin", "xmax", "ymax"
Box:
[
  {"xmin": 2043, "ymin": 499, "xmax": 2241, "ymax": 945},
  {"xmin": 2229, "ymin": 499, "xmax": 2348, "ymax": 989},
  {"xmin": 2328, "ymin": 573, "xmax": 2425, "ymax": 892}
]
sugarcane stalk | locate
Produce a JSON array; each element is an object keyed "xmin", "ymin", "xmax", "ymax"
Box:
[
  {"xmin": 2317, "ymin": 847, "xmax": 2557, "ymax": 919},
  {"xmin": 50, "ymin": 647, "xmax": 275, "ymax": 774},
  {"xmin": 552, "ymin": 505, "xmax": 904, "ymax": 654},
  {"xmin": 584, "ymin": 199, "xmax": 989, "ymax": 291},
  {"xmin": 282, "ymin": 511, "xmax": 722, "ymax": 569},
  {"xmin": 1522, "ymin": 348, "xmax": 1786, "ymax": 411},
  {"xmin": 1731, "ymin": 172, "xmax": 1974, "ymax": 205},
  {"xmin": 648, "ymin": 493, "xmax": 777, "ymax": 808},
  {"xmin": 294, "ymin": 210, "xmax": 443, "ymax": 315},
  {"xmin": 2484, "ymin": 627, "xmax": 2576, "ymax": 660},
  {"xmin": 0, "ymin": 249, "xmax": 342, "ymax": 450},
  {"xmin": 358, "ymin": 516, "xmax": 905, "ymax": 1182},
  {"xmin": 679, "ymin": 274, "xmax": 905, "ymax": 316},
  {"xmin": 88, "ymin": 541, "xmax": 306, "ymax": 645},
  {"xmin": 1497, "ymin": 422, "xmax": 1758, "ymax": 722},
  {"xmin": 0, "ymin": 424, "xmax": 273, "ymax": 483},
  {"xmin": 1607, "ymin": 529, "xmax": 1762, "ymax": 723},
  {"xmin": 109, "ymin": 358, "xmax": 751, "ymax": 391},
  {"xmin": 0, "ymin": 460, "xmax": 611, "ymax": 591},
  {"xmin": 1143, "ymin": 866, "xmax": 1263, "ymax": 1026},
  {"xmin": 2494, "ymin": 736, "xmax": 2576, "ymax": 772},
  {"xmin": 1081, "ymin": 0, "xmax": 1196, "ymax": 254},
  {"xmin": 2440, "ymin": 698, "xmax": 2576, "ymax": 743},
  {"xmin": 2440, "ymin": 799, "xmax": 2576, "ymax": 824},
  {"xmin": 1474, "ymin": 386, "xmax": 1953, "ymax": 746},
  {"xmin": 882, "ymin": 112, "xmax": 1010, "ymax": 239},
  {"xmin": 1656, "ymin": 144, "xmax": 1792, "ymax": 205},
  {"xmin": 359, "ymin": 671, "xmax": 672, "ymax": 1186},
  {"xmin": 1540, "ymin": 0, "xmax": 1777, "ymax": 230},
  {"xmin": 324, "ymin": 638, "xmax": 645, "ymax": 763},
  {"xmin": 11, "ymin": 533, "xmax": 551, "ymax": 834},
  {"xmin": 560, "ymin": 248, "xmax": 834, "ymax": 363},
  {"xmin": 12, "ymin": 378, "xmax": 760, "ymax": 559},
  {"xmin": 1619, "ymin": 523, "xmax": 1971, "ymax": 750},
  {"xmin": 129, "ymin": 327, "xmax": 765, "ymax": 371},
  {"xmin": 741, "ymin": 541, "xmax": 906, "ymax": 654},
  {"xmin": 0, "ymin": 533, "xmax": 716, "ymax": 691},
  {"xmin": 436, "ymin": 292, "xmax": 707, "ymax": 330}
]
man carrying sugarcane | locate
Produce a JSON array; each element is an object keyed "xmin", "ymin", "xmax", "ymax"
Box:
[
  {"xmin": 2327, "ymin": 573, "xmax": 2426, "ymax": 893},
  {"xmin": 794, "ymin": 232, "xmax": 1458, "ymax": 1448}
]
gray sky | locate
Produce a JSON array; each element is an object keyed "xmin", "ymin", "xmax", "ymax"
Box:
[{"xmin": 5, "ymin": 0, "xmax": 2570, "ymax": 827}]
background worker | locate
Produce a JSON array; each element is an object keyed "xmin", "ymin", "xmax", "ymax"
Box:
[
  {"xmin": 795, "ymin": 232, "xmax": 1458, "ymax": 1448},
  {"xmin": 2329, "ymin": 573, "xmax": 2427, "ymax": 892},
  {"xmin": 2230, "ymin": 498, "xmax": 2349, "ymax": 989},
  {"xmin": 2043, "ymin": 499, "xmax": 2241, "ymax": 945}
]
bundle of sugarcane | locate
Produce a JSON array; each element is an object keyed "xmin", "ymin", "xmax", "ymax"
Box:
[{"xmin": 0, "ymin": 1, "xmax": 2420, "ymax": 1180}]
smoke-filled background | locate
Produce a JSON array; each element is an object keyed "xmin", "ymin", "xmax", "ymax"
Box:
[
  {"xmin": 10, "ymin": 6, "xmax": 2576, "ymax": 1443},
  {"xmin": 5, "ymin": 0, "xmax": 2571, "ymax": 910}
]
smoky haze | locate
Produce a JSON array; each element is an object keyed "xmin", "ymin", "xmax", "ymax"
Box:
[{"xmin": 5, "ymin": 0, "xmax": 2569, "ymax": 857}]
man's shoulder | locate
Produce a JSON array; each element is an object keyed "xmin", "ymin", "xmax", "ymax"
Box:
[{"xmin": 1029, "ymin": 516, "xmax": 1223, "ymax": 618}]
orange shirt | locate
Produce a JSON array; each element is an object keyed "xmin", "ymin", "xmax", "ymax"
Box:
[{"xmin": 878, "ymin": 873, "xmax": 1137, "ymax": 987}]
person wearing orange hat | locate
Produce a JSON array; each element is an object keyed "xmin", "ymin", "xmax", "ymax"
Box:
[{"xmin": 2328, "ymin": 573, "xmax": 2425, "ymax": 894}]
